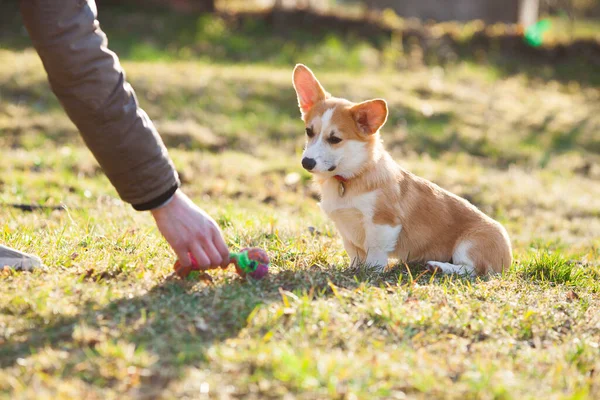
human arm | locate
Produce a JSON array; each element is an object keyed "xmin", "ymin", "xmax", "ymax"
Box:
[{"xmin": 20, "ymin": 0, "xmax": 228, "ymax": 268}]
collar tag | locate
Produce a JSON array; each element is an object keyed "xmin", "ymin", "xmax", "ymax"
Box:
[{"xmin": 338, "ymin": 181, "xmax": 346, "ymax": 197}]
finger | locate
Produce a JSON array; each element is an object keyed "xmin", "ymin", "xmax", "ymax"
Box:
[
  {"xmin": 190, "ymin": 243, "xmax": 211, "ymax": 270},
  {"xmin": 201, "ymin": 240, "xmax": 223, "ymax": 270},
  {"xmin": 212, "ymin": 230, "xmax": 230, "ymax": 268}
]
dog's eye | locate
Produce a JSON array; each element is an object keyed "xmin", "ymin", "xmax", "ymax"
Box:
[
  {"xmin": 327, "ymin": 136, "xmax": 342, "ymax": 144},
  {"xmin": 306, "ymin": 127, "xmax": 315, "ymax": 138}
]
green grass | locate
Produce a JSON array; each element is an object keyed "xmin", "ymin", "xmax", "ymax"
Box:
[
  {"xmin": 1, "ymin": 8, "xmax": 600, "ymax": 399},
  {"xmin": 545, "ymin": 16, "xmax": 600, "ymax": 43}
]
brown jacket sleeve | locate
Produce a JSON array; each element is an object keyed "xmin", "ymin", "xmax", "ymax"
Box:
[{"xmin": 19, "ymin": 0, "xmax": 180, "ymax": 210}]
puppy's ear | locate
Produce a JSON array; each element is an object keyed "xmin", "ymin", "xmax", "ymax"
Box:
[
  {"xmin": 350, "ymin": 99, "xmax": 388, "ymax": 135},
  {"xmin": 292, "ymin": 64, "xmax": 329, "ymax": 118}
]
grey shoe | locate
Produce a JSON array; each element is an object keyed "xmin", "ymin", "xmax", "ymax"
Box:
[{"xmin": 0, "ymin": 244, "xmax": 43, "ymax": 271}]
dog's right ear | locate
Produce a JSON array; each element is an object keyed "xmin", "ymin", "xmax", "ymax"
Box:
[
  {"xmin": 350, "ymin": 99, "xmax": 388, "ymax": 135},
  {"xmin": 292, "ymin": 64, "xmax": 329, "ymax": 118}
]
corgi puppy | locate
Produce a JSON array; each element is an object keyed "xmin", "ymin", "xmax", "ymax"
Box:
[{"xmin": 292, "ymin": 64, "xmax": 512, "ymax": 276}]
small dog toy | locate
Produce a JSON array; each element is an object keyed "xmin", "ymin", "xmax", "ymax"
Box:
[
  {"xmin": 230, "ymin": 247, "xmax": 270, "ymax": 279},
  {"xmin": 173, "ymin": 247, "xmax": 270, "ymax": 280}
]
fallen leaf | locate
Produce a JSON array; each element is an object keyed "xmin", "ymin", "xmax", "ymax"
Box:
[{"xmin": 566, "ymin": 290, "xmax": 580, "ymax": 301}]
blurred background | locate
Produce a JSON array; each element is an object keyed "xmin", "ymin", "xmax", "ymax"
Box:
[
  {"xmin": 1, "ymin": 0, "xmax": 599, "ymax": 249},
  {"xmin": 3, "ymin": 1, "xmax": 600, "ymax": 74}
]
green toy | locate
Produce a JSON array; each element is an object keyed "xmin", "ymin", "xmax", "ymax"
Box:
[
  {"xmin": 524, "ymin": 19, "xmax": 552, "ymax": 47},
  {"xmin": 229, "ymin": 251, "xmax": 257, "ymax": 274}
]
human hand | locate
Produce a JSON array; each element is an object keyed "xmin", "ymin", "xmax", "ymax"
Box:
[{"xmin": 151, "ymin": 189, "xmax": 229, "ymax": 270}]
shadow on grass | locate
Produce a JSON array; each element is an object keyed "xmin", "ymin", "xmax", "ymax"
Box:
[
  {"xmin": 0, "ymin": 277, "xmax": 269, "ymax": 395},
  {"xmin": 6, "ymin": 252, "xmax": 597, "ymax": 395},
  {"xmin": 0, "ymin": 262, "xmax": 440, "ymax": 396}
]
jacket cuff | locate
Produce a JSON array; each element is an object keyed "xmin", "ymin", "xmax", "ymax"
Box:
[{"xmin": 132, "ymin": 184, "xmax": 179, "ymax": 211}]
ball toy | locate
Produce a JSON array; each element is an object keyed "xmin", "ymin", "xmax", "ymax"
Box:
[{"xmin": 230, "ymin": 247, "xmax": 270, "ymax": 279}]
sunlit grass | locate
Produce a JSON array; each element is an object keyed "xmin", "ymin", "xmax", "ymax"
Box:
[{"xmin": 1, "ymin": 11, "xmax": 599, "ymax": 397}]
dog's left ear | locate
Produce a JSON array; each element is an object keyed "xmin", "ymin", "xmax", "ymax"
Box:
[
  {"xmin": 350, "ymin": 99, "xmax": 388, "ymax": 135},
  {"xmin": 292, "ymin": 64, "xmax": 329, "ymax": 118}
]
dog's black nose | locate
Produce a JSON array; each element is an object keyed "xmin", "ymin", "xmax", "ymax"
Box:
[{"xmin": 302, "ymin": 157, "xmax": 316, "ymax": 171}]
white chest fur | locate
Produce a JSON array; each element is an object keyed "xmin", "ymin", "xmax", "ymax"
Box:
[{"xmin": 319, "ymin": 180, "xmax": 402, "ymax": 254}]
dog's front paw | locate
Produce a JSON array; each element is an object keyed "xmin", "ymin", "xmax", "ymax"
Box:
[
  {"xmin": 366, "ymin": 261, "xmax": 389, "ymax": 273},
  {"xmin": 364, "ymin": 251, "xmax": 389, "ymax": 273}
]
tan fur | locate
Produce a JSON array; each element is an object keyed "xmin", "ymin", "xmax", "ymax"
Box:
[{"xmin": 293, "ymin": 65, "xmax": 512, "ymax": 275}]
